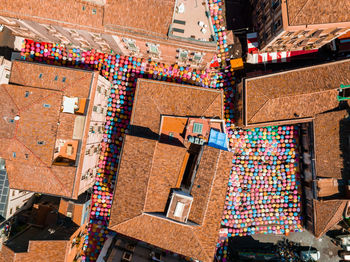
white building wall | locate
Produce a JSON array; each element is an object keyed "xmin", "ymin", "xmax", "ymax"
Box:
[{"xmin": 5, "ymin": 190, "xmax": 34, "ymax": 219}]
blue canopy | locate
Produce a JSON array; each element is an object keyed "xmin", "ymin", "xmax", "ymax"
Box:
[{"xmin": 208, "ymin": 129, "xmax": 228, "ymax": 151}]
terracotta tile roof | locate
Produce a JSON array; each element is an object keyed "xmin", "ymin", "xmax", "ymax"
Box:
[
  {"xmin": 314, "ymin": 110, "xmax": 350, "ymax": 179},
  {"xmin": 109, "ymin": 79, "xmax": 232, "ymax": 261},
  {"xmin": 104, "ymin": 0, "xmax": 175, "ymax": 36},
  {"xmin": 0, "ymin": 61, "xmax": 100, "ymax": 198},
  {"xmin": 0, "ymin": 0, "xmax": 175, "ymax": 38},
  {"xmin": 110, "ymin": 141, "xmax": 232, "ymax": 261},
  {"xmin": 0, "ymin": 0, "xmax": 104, "ymax": 29},
  {"xmin": 244, "ymin": 59, "xmax": 350, "ymax": 125},
  {"xmin": 313, "ymin": 199, "xmax": 348, "ymax": 238},
  {"xmin": 286, "ymin": 0, "xmax": 350, "ymax": 26},
  {"xmin": 144, "ymin": 142, "xmax": 188, "ymax": 212},
  {"xmin": 132, "ymin": 79, "xmax": 224, "ymax": 134}
]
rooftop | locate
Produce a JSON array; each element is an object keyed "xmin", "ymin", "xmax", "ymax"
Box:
[
  {"xmin": 4, "ymin": 195, "xmax": 78, "ymax": 251},
  {"xmin": 313, "ymin": 199, "xmax": 349, "ymax": 238},
  {"xmin": 0, "ymin": 60, "xmax": 100, "ymax": 198},
  {"xmin": 285, "ymin": 0, "xmax": 350, "ymax": 26},
  {"xmin": 169, "ymin": 0, "xmax": 215, "ymax": 42},
  {"xmin": 242, "ymin": 59, "xmax": 350, "ymax": 126},
  {"xmin": 0, "ymin": 0, "xmax": 216, "ymax": 44},
  {"xmin": 314, "ymin": 110, "xmax": 350, "ymax": 180},
  {"xmin": 109, "ymin": 79, "xmax": 232, "ymax": 261}
]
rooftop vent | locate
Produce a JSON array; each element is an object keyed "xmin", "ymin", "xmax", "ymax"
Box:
[{"xmin": 166, "ymin": 190, "xmax": 193, "ymax": 223}]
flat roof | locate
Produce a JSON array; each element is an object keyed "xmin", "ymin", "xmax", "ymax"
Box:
[{"xmin": 169, "ymin": 0, "xmax": 215, "ymax": 42}]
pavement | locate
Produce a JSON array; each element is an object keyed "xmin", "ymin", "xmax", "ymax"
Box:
[{"xmin": 252, "ymin": 230, "xmax": 341, "ymax": 262}]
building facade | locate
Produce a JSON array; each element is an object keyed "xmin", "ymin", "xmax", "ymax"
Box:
[
  {"xmin": 250, "ymin": 0, "xmax": 350, "ymax": 52},
  {"xmin": 0, "ymin": 0, "xmax": 217, "ymax": 69},
  {"xmin": 0, "ymin": 60, "xmax": 111, "ymax": 199}
]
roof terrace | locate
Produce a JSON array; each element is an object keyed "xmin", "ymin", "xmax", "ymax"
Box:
[{"xmin": 169, "ymin": 0, "xmax": 215, "ymax": 42}]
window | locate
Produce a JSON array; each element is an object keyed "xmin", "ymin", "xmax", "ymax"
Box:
[
  {"xmin": 25, "ymin": 91, "xmax": 30, "ymax": 97},
  {"xmin": 12, "ymin": 191, "xmax": 15, "ymax": 196},
  {"xmin": 92, "ymin": 8, "xmax": 97, "ymax": 15},
  {"xmin": 178, "ymin": 49, "xmax": 189, "ymax": 62},
  {"xmin": 123, "ymin": 38, "xmax": 138, "ymax": 52},
  {"xmin": 193, "ymin": 123, "xmax": 203, "ymax": 134},
  {"xmin": 10, "ymin": 208, "xmax": 12, "ymax": 215},
  {"xmin": 5, "ymin": 73, "xmax": 10, "ymax": 79},
  {"xmin": 193, "ymin": 52, "xmax": 203, "ymax": 63},
  {"xmin": 62, "ymin": 77, "xmax": 66, "ymax": 83},
  {"xmin": 82, "ymin": 6, "xmax": 86, "ymax": 11},
  {"xmin": 93, "ymin": 106, "xmax": 98, "ymax": 112},
  {"xmin": 39, "ymin": 73, "xmax": 43, "ymax": 79},
  {"xmin": 272, "ymin": 0, "xmax": 280, "ymax": 10},
  {"xmin": 273, "ymin": 19, "xmax": 281, "ymax": 31},
  {"xmin": 97, "ymin": 86, "xmax": 101, "ymax": 93},
  {"xmin": 25, "ymin": 153, "xmax": 29, "ymax": 159},
  {"xmin": 147, "ymin": 43, "xmax": 160, "ymax": 55},
  {"xmin": 12, "ymin": 152, "xmax": 16, "ymax": 158}
]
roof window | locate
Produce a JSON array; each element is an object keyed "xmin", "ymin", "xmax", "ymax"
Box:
[
  {"xmin": 62, "ymin": 77, "xmax": 66, "ymax": 83},
  {"xmin": 25, "ymin": 91, "xmax": 30, "ymax": 97},
  {"xmin": 43, "ymin": 104, "xmax": 51, "ymax": 108},
  {"xmin": 192, "ymin": 123, "xmax": 203, "ymax": 134},
  {"xmin": 39, "ymin": 73, "xmax": 43, "ymax": 79},
  {"xmin": 54, "ymin": 75, "xmax": 58, "ymax": 81},
  {"xmin": 37, "ymin": 141, "xmax": 45, "ymax": 145}
]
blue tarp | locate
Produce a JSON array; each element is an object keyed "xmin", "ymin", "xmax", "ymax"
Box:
[{"xmin": 208, "ymin": 129, "xmax": 228, "ymax": 151}]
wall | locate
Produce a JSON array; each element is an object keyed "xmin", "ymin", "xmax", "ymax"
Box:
[
  {"xmin": 66, "ymin": 224, "xmax": 88, "ymax": 262},
  {"xmin": 0, "ymin": 57, "xmax": 11, "ymax": 85},
  {"xmin": 79, "ymin": 76, "xmax": 109, "ymax": 195},
  {"xmin": 250, "ymin": 0, "xmax": 283, "ymax": 50},
  {"xmin": 263, "ymin": 27, "xmax": 350, "ymax": 52},
  {"xmin": 5, "ymin": 190, "xmax": 34, "ymax": 219},
  {"xmin": 250, "ymin": 0, "xmax": 350, "ymax": 52},
  {"xmin": 0, "ymin": 15, "xmax": 215, "ymax": 69}
]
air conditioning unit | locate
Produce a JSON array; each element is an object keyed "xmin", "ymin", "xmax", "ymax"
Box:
[{"xmin": 66, "ymin": 211, "xmax": 73, "ymax": 218}]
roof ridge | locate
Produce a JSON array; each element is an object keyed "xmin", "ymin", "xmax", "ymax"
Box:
[
  {"xmin": 200, "ymin": 148, "xmax": 220, "ymax": 224},
  {"xmin": 248, "ymin": 89, "xmax": 337, "ymax": 123},
  {"xmin": 248, "ymin": 98, "xmax": 270, "ymax": 123},
  {"xmin": 201, "ymin": 92, "xmax": 221, "ymax": 118},
  {"xmin": 1, "ymin": 85, "xmax": 20, "ymax": 112},
  {"xmin": 13, "ymin": 138, "xmax": 70, "ymax": 196},
  {"xmin": 315, "ymin": 200, "xmax": 348, "ymax": 237},
  {"xmin": 143, "ymin": 141, "xmax": 159, "ymax": 212},
  {"xmin": 191, "ymin": 228, "xmax": 211, "ymax": 261},
  {"xmin": 288, "ymin": 0, "xmax": 313, "ymax": 25},
  {"xmin": 20, "ymin": 74, "xmax": 92, "ymax": 113},
  {"xmin": 110, "ymin": 214, "xmax": 144, "ymax": 230}
]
